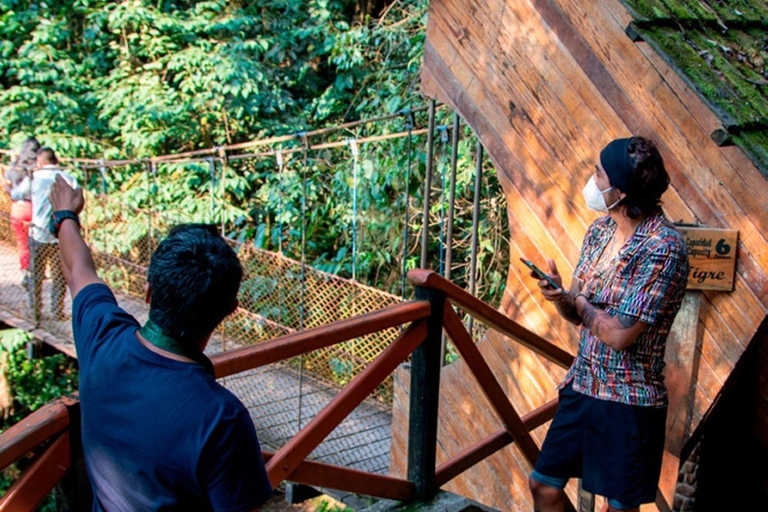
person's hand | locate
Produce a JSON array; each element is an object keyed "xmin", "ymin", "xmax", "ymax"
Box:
[
  {"xmin": 531, "ymin": 258, "xmax": 566, "ymax": 302},
  {"xmin": 50, "ymin": 174, "xmax": 84, "ymax": 214}
]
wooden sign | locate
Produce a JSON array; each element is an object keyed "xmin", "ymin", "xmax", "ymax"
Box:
[{"xmin": 676, "ymin": 226, "xmax": 738, "ymax": 291}]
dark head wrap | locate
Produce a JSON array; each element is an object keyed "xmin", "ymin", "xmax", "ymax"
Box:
[{"xmin": 599, "ymin": 138, "xmax": 633, "ymax": 192}]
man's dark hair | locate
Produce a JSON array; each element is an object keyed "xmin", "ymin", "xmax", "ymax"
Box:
[
  {"xmin": 35, "ymin": 147, "xmax": 58, "ymax": 167},
  {"xmin": 147, "ymin": 224, "xmax": 242, "ymax": 344},
  {"xmin": 619, "ymin": 136, "xmax": 670, "ymax": 220}
]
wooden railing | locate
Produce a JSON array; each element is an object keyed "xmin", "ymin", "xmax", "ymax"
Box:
[{"xmin": 0, "ymin": 270, "xmax": 576, "ymax": 510}]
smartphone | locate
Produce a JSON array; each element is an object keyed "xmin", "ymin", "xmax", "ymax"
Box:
[{"xmin": 520, "ymin": 258, "xmax": 561, "ymax": 291}]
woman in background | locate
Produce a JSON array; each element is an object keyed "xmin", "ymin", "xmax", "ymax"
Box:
[{"xmin": 3, "ymin": 136, "xmax": 40, "ymax": 286}]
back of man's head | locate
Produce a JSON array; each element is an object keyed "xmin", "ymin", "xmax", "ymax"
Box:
[
  {"xmin": 36, "ymin": 147, "xmax": 58, "ymax": 167},
  {"xmin": 147, "ymin": 224, "xmax": 242, "ymax": 344}
]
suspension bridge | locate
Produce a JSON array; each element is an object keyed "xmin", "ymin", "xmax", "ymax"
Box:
[{"xmin": 0, "ymin": 99, "xmax": 535, "ymax": 510}]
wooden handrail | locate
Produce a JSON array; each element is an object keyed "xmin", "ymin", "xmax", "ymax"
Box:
[
  {"xmin": 0, "ymin": 433, "xmax": 71, "ymax": 512},
  {"xmin": 407, "ymin": 269, "xmax": 574, "ymax": 369},
  {"xmin": 0, "ymin": 398, "xmax": 72, "ymax": 470},
  {"xmin": 212, "ymin": 300, "xmax": 430, "ymax": 378}
]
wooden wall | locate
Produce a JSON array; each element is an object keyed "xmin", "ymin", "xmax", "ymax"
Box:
[{"xmin": 390, "ymin": 0, "xmax": 768, "ymax": 510}]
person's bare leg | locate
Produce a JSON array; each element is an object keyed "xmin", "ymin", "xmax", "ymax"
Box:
[{"xmin": 529, "ymin": 476, "xmax": 566, "ymax": 512}]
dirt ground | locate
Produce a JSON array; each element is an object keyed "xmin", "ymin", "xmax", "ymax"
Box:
[{"xmin": 260, "ymin": 490, "xmax": 351, "ymax": 512}]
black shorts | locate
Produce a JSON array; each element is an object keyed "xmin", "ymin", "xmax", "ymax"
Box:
[{"xmin": 531, "ymin": 382, "xmax": 667, "ymax": 509}]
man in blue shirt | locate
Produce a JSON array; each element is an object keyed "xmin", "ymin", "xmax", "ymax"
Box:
[{"xmin": 49, "ymin": 175, "xmax": 272, "ymax": 511}]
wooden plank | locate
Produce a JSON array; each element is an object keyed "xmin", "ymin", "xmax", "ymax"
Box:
[
  {"xmin": 659, "ymin": 292, "xmax": 701, "ymax": 507},
  {"xmin": 443, "ymin": 307, "xmax": 541, "ymax": 466},
  {"xmin": 428, "ymin": 6, "xmax": 597, "ymax": 234},
  {"xmin": 0, "ymin": 433, "xmax": 70, "ymax": 512},
  {"xmin": 425, "ymin": 10, "xmax": 599, "ymax": 237},
  {"xmin": 537, "ymin": 1, "xmax": 768, "ymax": 290},
  {"xmin": 439, "ymin": 358, "xmax": 540, "ymax": 509},
  {"xmin": 433, "ymin": 360, "xmax": 509, "ymax": 504},
  {"xmin": 548, "ymin": 0, "xmax": 768, "ymax": 307},
  {"xmin": 435, "ymin": 399, "xmax": 559, "ymax": 486}
]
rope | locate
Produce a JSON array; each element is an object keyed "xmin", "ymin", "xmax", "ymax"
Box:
[
  {"xmin": 467, "ymin": 141, "xmax": 484, "ymax": 337},
  {"xmin": 146, "ymin": 160, "xmax": 156, "ymax": 258},
  {"xmin": 275, "ymin": 148, "xmax": 285, "ymax": 253},
  {"xmin": 348, "ymin": 139, "xmax": 360, "ymax": 283},
  {"xmin": 437, "ymin": 126, "xmax": 449, "ymax": 276},
  {"xmin": 208, "ymin": 157, "xmax": 217, "ymax": 223},
  {"xmin": 297, "ymin": 132, "xmax": 309, "ymax": 434},
  {"xmin": 347, "ymin": 138, "xmax": 361, "ymax": 364},
  {"xmin": 401, "ymin": 111, "xmax": 415, "ymax": 299},
  {"xmin": 217, "ymin": 147, "xmax": 227, "ymax": 235},
  {"xmin": 63, "ymin": 104, "xmax": 437, "ymax": 168}
]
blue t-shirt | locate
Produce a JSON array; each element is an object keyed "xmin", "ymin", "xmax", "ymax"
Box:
[{"xmin": 72, "ymin": 284, "xmax": 272, "ymax": 511}]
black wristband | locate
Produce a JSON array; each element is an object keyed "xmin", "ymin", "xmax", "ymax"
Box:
[{"xmin": 49, "ymin": 210, "xmax": 80, "ymax": 238}]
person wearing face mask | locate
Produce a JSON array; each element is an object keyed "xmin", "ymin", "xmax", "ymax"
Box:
[{"xmin": 527, "ymin": 137, "xmax": 689, "ymax": 512}]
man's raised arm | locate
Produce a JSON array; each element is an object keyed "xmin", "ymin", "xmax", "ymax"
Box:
[{"xmin": 49, "ymin": 174, "xmax": 102, "ymax": 299}]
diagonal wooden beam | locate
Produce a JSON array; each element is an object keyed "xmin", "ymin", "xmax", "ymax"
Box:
[
  {"xmin": 0, "ymin": 433, "xmax": 70, "ymax": 512},
  {"xmin": 266, "ymin": 321, "xmax": 427, "ymax": 487},
  {"xmin": 442, "ymin": 306, "xmax": 541, "ymax": 466},
  {"xmin": 262, "ymin": 451, "xmax": 415, "ymax": 501},
  {"xmin": 408, "ymin": 269, "xmax": 574, "ymax": 368}
]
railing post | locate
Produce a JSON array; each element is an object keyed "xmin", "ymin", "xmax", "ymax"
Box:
[{"xmin": 407, "ymin": 284, "xmax": 445, "ymax": 501}]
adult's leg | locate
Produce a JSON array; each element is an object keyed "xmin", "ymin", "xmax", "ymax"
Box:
[
  {"xmin": 530, "ymin": 477, "xmax": 567, "ymax": 512},
  {"xmin": 10, "ymin": 201, "xmax": 32, "ymax": 271},
  {"xmin": 583, "ymin": 398, "xmax": 667, "ymax": 512},
  {"xmin": 50, "ymin": 244, "xmax": 66, "ymax": 319},
  {"xmin": 28, "ymin": 239, "xmax": 46, "ymax": 323},
  {"xmin": 529, "ymin": 383, "xmax": 587, "ymax": 512}
]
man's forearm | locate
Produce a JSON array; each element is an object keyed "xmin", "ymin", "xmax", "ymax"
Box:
[{"xmin": 58, "ymin": 219, "xmax": 100, "ymax": 297}]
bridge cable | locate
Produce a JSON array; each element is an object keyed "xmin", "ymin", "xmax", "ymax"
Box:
[
  {"xmin": 207, "ymin": 157, "xmax": 217, "ymax": 223},
  {"xmin": 401, "ymin": 110, "xmax": 415, "ymax": 300},
  {"xmin": 348, "ymin": 137, "xmax": 361, "ymax": 369},
  {"xmin": 297, "ymin": 132, "xmax": 310, "ymax": 434},
  {"xmin": 437, "ymin": 126, "xmax": 449, "ymax": 276},
  {"xmin": 275, "ymin": 148, "xmax": 285, "ymax": 253}
]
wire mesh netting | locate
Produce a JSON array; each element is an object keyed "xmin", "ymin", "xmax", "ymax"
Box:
[{"xmin": 0, "ymin": 168, "xmax": 401, "ymax": 473}]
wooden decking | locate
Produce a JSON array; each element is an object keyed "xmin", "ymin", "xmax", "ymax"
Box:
[{"xmin": 0, "ymin": 235, "xmax": 392, "ymax": 476}]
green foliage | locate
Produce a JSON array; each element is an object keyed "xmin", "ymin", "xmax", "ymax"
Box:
[
  {"xmin": 0, "ymin": 330, "xmax": 78, "ymax": 428},
  {"xmin": 2, "ymin": 0, "xmax": 509, "ymax": 307},
  {"xmin": 0, "ymin": 329, "xmax": 79, "ymax": 503}
]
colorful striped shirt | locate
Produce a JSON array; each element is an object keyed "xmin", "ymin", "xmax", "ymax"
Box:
[{"xmin": 560, "ymin": 213, "xmax": 689, "ymax": 407}]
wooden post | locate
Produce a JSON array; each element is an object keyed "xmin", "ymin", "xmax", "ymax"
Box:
[
  {"xmin": 648, "ymin": 291, "xmax": 701, "ymax": 512},
  {"xmin": 577, "ymin": 480, "xmax": 595, "ymax": 512},
  {"xmin": 407, "ymin": 285, "xmax": 445, "ymax": 500}
]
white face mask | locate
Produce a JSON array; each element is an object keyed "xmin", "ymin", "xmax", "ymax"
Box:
[{"xmin": 582, "ymin": 176, "xmax": 620, "ymax": 212}]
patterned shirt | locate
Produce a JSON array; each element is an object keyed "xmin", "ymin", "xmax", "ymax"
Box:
[{"xmin": 560, "ymin": 213, "xmax": 689, "ymax": 407}]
